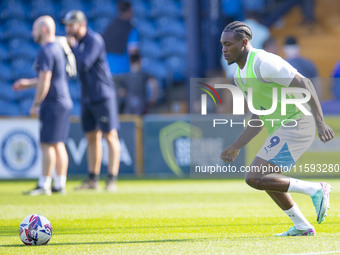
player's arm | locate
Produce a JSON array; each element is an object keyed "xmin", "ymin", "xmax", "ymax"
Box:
[
  {"xmin": 12, "ymin": 78, "xmax": 39, "ymax": 91},
  {"xmin": 290, "ymin": 73, "xmax": 335, "ymax": 143},
  {"xmin": 220, "ymin": 114, "xmax": 263, "ymax": 162},
  {"xmin": 70, "ymin": 37, "xmax": 101, "ymax": 72},
  {"xmin": 30, "ymin": 71, "xmax": 52, "ymax": 116}
]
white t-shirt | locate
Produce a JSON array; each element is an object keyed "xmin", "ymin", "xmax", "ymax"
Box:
[{"xmin": 234, "ymin": 48, "xmax": 298, "ymax": 87}]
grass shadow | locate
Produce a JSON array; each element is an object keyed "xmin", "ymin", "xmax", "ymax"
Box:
[{"xmin": 1, "ymin": 237, "xmax": 213, "ymax": 247}]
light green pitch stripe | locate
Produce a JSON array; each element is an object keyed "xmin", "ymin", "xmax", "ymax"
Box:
[{"xmin": 200, "ymin": 88, "xmax": 216, "ymax": 106}]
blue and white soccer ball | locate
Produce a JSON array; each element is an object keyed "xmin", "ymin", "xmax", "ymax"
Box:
[{"xmin": 19, "ymin": 214, "xmax": 52, "ymax": 245}]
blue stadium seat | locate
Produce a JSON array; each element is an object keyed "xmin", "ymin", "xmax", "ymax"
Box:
[
  {"xmin": 87, "ymin": 20, "xmax": 96, "ymax": 32},
  {"xmin": 142, "ymin": 58, "xmax": 167, "ymax": 80},
  {"xmin": 0, "ymin": 63, "xmax": 12, "ymax": 82},
  {"xmin": 11, "ymin": 58, "xmax": 36, "ymax": 80},
  {"xmin": 0, "ymin": 25, "xmax": 6, "ymax": 41},
  {"xmin": 0, "ymin": 99, "xmax": 21, "ymax": 116},
  {"xmin": 71, "ymin": 100, "xmax": 81, "ymax": 116},
  {"xmin": 132, "ymin": 1, "xmax": 151, "ymax": 18},
  {"xmin": 140, "ymin": 39, "xmax": 163, "ymax": 59},
  {"xmin": 93, "ymin": 17, "xmax": 111, "ymax": 34},
  {"xmin": 0, "ymin": 82, "xmax": 18, "ymax": 101},
  {"xmin": 18, "ymin": 88, "xmax": 36, "ymax": 101},
  {"xmin": 59, "ymin": 0, "xmax": 86, "ymax": 19},
  {"xmin": 156, "ymin": 17, "xmax": 186, "ymax": 38},
  {"xmin": 5, "ymin": 19, "xmax": 32, "ymax": 40},
  {"xmin": 150, "ymin": 1, "xmax": 182, "ymax": 18},
  {"xmin": 30, "ymin": 0, "xmax": 56, "ymax": 20},
  {"xmin": 55, "ymin": 23, "xmax": 66, "ymax": 36},
  {"xmin": 88, "ymin": 0, "xmax": 116, "ymax": 19},
  {"xmin": 0, "ymin": 43, "xmax": 9, "ymax": 61},
  {"xmin": 135, "ymin": 19, "xmax": 159, "ymax": 39},
  {"xmin": 160, "ymin": 37, "xmax": 186, "ymax": 57},
  {"xmin": 9, "ymin": 39, "xmax": 38, "ymax": 60},
  {"xmin": 69, "ymin": 79, "xmax": 81, "ymax": 101},
  {"xmin": 19, "ymin": 98, "xmax": 33, "ymax": 116},
  {"xmin": 1, "ymin": 0, "xmax": 29, "ymax": 20},
  {"xmin": 166, "ymin": 56, "xmax": 186, "ymax": 81}
]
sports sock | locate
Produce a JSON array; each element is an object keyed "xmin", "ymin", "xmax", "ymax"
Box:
[
  {"xmin": 107, "ymin": 174, "xmax": 117, "ymax": 182},
  {"xmin": 59, "ymin": 175, "xmax": 67, "ymax": 188},
  {"xmin": 54, "ymin": 175, "xmax": 67, "ymax": 189},
  {"xmin": 284, "ymin": 203, "xmax": 313, "ymax": 230},
  {"xmin": 89, "ymin": 173, "xmax": 99, "ymax": 182},
  {"xmin": 288, "ymin": 178, "xmax": 322, "ymax": 196},
  {"xmin": 38, "ymin": 176, "xmax": 52, "ymax": 190}
]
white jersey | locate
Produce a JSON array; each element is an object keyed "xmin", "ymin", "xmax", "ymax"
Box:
[{"xmin": 234, "ymin": 48, "xmax": 298, "ymax": 87}]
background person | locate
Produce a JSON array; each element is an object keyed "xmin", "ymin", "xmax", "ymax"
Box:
[
  {"xmin": 120, "ymin": 53, "xmax": 158, "ymax": 115},
  {"xmin": 13, "ymin": 15, "xmax": 72, "ymax": 195},
  {"xmin": 62, "ymin": 10, "xmax": 121, "ymax": 192},
  {"xmin": 102, "ymin": 1, "xmax": 139, "ymax": 112}
]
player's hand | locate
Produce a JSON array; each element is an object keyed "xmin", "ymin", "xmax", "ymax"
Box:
[
  {"xmin": 30, "ymin": 105, "xmax": 40, "ymax": 117},
  {"xmin": 220, "ymin": 144, "xmax": 240, "ymax": 162},
  {"xmin": 12, "ymin": 79, "xmax": 31, "ymax": 91},
  {"xmin": 67, "ymin": 36, "xmax": 76, "ymax": 47},
  {"xmin": 316, "ymin": 122, "xmax": 335, "ymax": 143}
]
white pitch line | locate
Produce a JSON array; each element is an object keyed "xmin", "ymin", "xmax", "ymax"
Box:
[{"xmin": 282, "ymin": 251, "xmax": 340, "ymax": 255}]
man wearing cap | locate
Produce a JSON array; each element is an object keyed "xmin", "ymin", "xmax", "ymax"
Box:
[{"xmin": 62, "ymin": 10, "xmax": 121, "ymax": 192}]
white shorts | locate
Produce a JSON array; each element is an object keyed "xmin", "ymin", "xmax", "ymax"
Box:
[{"xmin": 256, "ymin": 116, "xmax": 316, "ymax": 170}]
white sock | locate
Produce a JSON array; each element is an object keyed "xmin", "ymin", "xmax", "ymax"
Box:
[
  {"xmin": 288, "ymin": 178, "xmax": 322, "ymax": 196},
  {"xmin": 54, "ymin": 175, "xmax": 67, "ymax": 189},
  {"xmin": 38, "ymin": 176, "xmax": 52, "ymax": 190},
  {"xmin": 284, "ymin": 203, "xmax": 313, "ymax": 230}
]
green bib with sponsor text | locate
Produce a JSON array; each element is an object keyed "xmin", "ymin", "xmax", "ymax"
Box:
[{"xmin": 236, "ymin": 50, "xmax": 304, "ymax": 135}]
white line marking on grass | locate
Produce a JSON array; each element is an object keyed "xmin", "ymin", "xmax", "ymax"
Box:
[{"xmin": 283, "ymin": 251, "xmax": 340, "ymax": 255}]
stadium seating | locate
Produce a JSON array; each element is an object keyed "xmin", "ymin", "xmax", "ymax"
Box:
[
  {"xmin": 11, "ymin": 58, "xmax": 36, "ymax": 80},
  {"xmin": 135, "ymin": 19, "xmax": 158, "ymax": 39},
  {"xmin": 9, "ymin": 39, "xmax": 37, "ymax": 60},
  {"xmin": 0, "ymin": 63, "xmax": 13, "ymax": 82},
  {"xmin": 88, "ymin": 0, "xmax": 117, "ymax": 19},
  {"xmin": 1, "ymin": 0, "xmax": 28, "ymax": 20},
  {"xmin": 0, "ymin": 0, "xmax": 187, "ymax": 116},
  {"xmin": 140, "ymin": 39, "xmax": 163, "ymax": 59},
  {"xmin": 19, "ymin": 97, "xmax": 34, "ymax": 116},
  {"xmin": 68, "ymin": 79, "xmax": 81, "ymax": 101},
  {"xmin": 0, "ymin": 43, "xmax": 9, "ymax": 61},
  {"xmin": 0, "ymin": 99, "xmax": 21, "ymax": 116},
  {"xmin": 71, "ymin": 100, "xmax": 81, "ymax": 116},
  {"xmin": 30, "ymin": 0, "xmax": 56, "ymax": 20},
  {"xmin": 5, "ymin": 19, "xmax": 32, "ymax": 40},
  {"xmin": 132, "ymin": 1, "xmax": 151, "ymax": 18},
  {"xmin": 0, "ymin": 82, "xmax": 18, "ymax": 101}
]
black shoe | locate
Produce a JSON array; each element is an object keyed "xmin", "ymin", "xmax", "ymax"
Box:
[{"xmin": 51, "ymin": 186, "xmax": 66, "ymax": 195}]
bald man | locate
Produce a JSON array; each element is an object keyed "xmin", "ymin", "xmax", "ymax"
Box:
[{"xmin": 13, "ymin": 16, "xmax": 73, "ymax": 195}]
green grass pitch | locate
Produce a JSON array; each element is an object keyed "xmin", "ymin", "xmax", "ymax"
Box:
[{"xmin": 0, "ymin": 179, "xmax": 339, "ymax": 255}]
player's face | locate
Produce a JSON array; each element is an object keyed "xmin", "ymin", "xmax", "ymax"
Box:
[
  {"xmin": 220, "ymin": 32, "xmax": 245, "ymax": 65},
  {"xmin": 65, "ymin": 23, "xmax": 81, "ymax": 38}
]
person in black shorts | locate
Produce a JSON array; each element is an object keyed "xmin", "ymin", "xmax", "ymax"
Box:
[
  {"xmin": 13, "ymin": 16, "xmax": 72, "ymax": 195},
  {"xmin": 62, "ymin": 10, "xmax": 121, "ymax": 192}
]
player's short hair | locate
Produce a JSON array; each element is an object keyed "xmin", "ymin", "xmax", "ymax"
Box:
[
  {"xmin": 223, "ymin": 21, "xmax": 253, "ymax": 41},
  {"xmin": 118, "ymin": 1, "xmax": 131, "ymax": 14}
]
